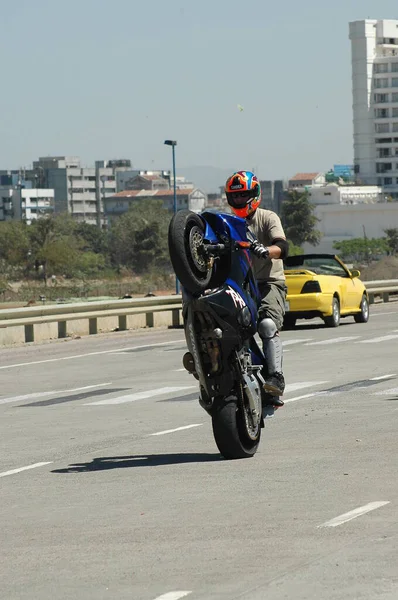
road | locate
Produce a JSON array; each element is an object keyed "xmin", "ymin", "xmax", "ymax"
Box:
[{"xmin": 0, "ymin": 303, "xmax": 397, "ymax": 600}]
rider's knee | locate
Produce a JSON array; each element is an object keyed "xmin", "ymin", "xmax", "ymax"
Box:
[{"xmin": 258, "ymin": 317, "xmax": 278, "ymax": 339}]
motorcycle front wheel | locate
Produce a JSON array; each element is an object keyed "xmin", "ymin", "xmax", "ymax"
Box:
[
  {"xmin": 168, "ymin": 210, "xmax": 212, "ymax": 295},
  {"xmin": 212, "ymin": 394, "xmax": 261, "ymax": 459}
]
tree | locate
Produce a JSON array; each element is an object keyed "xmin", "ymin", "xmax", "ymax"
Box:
[
  {"xmin": 384, "ymin": 228, "xmax": 398, "ymax": 255},
  {"xmin": 108, "ymin": 199, "xmax": 172, "ymax": 273},
  {"xmin": 75, "ymin": 222, "xmax": 108, "ymax": 255},
  {"xmin": 287, "ymin": 240, "xmax": 303, "ymax": 256},
  {"xmin": 28, "ymin": 215, "xmax": 83, "ymax": 279},
  {"xmin": 333, "ymin": 237, "xmax": 389, "ymax": 262},
  {"xmin": 0, "ymin": 221, "xmax": 30, "ymax": 265},
  {"xmin": 281, "ymin": 190, "xmax": 321, "ymax": 246}
]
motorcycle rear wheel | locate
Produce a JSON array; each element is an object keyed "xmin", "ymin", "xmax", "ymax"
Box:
[
  {"xmin": 168, "ymin": 210, "xmax": 212, "ymax": 295},
  {"xmin": 212, "ymin": 394, "xmax": 261, "ymax": 459}
]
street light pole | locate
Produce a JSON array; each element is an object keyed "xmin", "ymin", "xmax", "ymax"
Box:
[
  {"xmin": 172, "ymin": 142, "xmax": 177, "ymax": 216},
  {"xmin": 164, "ymin": 140, "xmax": 180, "ymax": 294}
]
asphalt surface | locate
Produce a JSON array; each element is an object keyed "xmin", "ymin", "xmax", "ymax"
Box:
[{"xmin": 0, "ymin": 303, "xmax": 397, "ymax": 600}]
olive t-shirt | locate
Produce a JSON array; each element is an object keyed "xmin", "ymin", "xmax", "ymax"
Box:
[{"xmin": 246, "ymin": 208, "xmax": 286, "ymax": 282}]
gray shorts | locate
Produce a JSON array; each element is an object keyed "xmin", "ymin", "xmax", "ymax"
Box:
[{"xmin": 257, "ymin": 280, "xmax": 287, "ymax": 331}]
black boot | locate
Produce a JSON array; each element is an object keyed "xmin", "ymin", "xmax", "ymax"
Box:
[{"xmin": 263, "ymin": 372, "xmax": 285, "ymax": 397}]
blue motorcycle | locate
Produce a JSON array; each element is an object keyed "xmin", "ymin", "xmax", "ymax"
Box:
[{"xmin": 168, "ymin": 210, "xmax": 276, "ymax": 459}]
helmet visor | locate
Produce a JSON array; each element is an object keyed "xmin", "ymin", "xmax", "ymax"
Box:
[{"xmin": 226, "ymin": 187, "xmax": 259, "ymax": 208}]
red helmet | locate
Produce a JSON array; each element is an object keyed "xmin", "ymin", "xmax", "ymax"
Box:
[{"xmin": 225, "ymin": 170, "xmax": 261, "ymax": 218}]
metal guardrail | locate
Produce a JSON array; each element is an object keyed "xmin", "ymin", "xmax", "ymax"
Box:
[
  {"xmin": 0, "ymin": 279, "xmax": 397, "ymax": 344},
  {"xmin": 0, "ymin": 296, "xmax": 183, "ymax": 343}
]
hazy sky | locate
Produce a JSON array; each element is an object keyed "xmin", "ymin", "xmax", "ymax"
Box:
[{"xmin": 0, "ymin": 0, "xmax": 397, "ymax": 179}]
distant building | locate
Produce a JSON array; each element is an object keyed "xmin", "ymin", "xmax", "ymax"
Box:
[
  {"xmin": 116, "ymin": 170, "xmax": 194, "ymax": 193},
  {"xmin": 104, "ymin": 188, "xmax": 207, "ymax": 221},
  {"xmin": 308, "ymin": 183, "xmax": 384, "ymax": 205},
  {"xmin": 350, "ymin": 19, "xmax": 398, "ymax": 197},
  {"xmin": 32, "ymin": 156, "xmax": 132, "ymax": 228},
  {"xmin": 288, "ymin": 172, "xmax": 326, "ymax": 189},
  {"xmin": 303, "ymin": 202, "xmax": 398, "ymax": 254},
  {"xmin": 0, "ymin": 187, "xmax": 54, "ymax": 224},
  {"xmin": 259, "ymin": 180, "xmax": 284, "ymax": 213}
]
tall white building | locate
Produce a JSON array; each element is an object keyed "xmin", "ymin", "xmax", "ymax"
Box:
[{"xmin": 350, "ymin": 19, "xmax": 398, "ymax": 198}]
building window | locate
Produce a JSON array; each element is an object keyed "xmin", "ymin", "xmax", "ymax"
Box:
[
  {"xmin": 375, "ymin": 137, "xmax": 392, "ymax": 143},
  {"xmin": 375, "ymin": 122, "xmax": 390, "ymax": 133},
  {"xmin": 374, "ymin": 93, "xmax": 389, "ymax": 103},
  {"xmin": 393, "ymin": 123, "xmax": 398, "ymax": 132},
  {"xmin": 392, "ymin": 78, "xmax": 398, "ymax": 87},
  {"xmin": 392, "ymin": 63, "xmax": 398, "ymax": 73},
  {"xmin": 375, "ymin": 108, "xmax": 389, "ymax": 118},
  {"xmin": 392, "ymin": 93, "xmax": 398, "ymax": 102},
  {"xmin": 384, "ymin": 177, "xmax": 393, "ymax": 185},
  {"xmin": 378, "ymin": 148, "xmax": 391, "ymax": 157},
  {"xmin": 374, "ymin": 78, "xmax": 389, "ymax": 88},
  {"xmin": 375, "ymin": 63, "xmax": 389, "ymax": 73},
  {"xmin": 376, "ymin": 162, "xmax": 392, "ymax": 173}
]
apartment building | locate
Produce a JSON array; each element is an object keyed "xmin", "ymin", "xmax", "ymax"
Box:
[
  {"xmin": 32, "ymin": 157, "xmax": 131, "ymax": 227},
  {"xmin": 350, "ymin": 19, "xmax": 398, "ymax": 197},
  {"xmin": 0, "ymin": 187, "xmax": 54, "ymax": 224}
]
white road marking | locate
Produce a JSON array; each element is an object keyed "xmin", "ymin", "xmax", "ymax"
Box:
[
  {"xmin": 283, "ymin": 338, "xmax": 313, "ymax": 346},
  {"xmin": 306, "ymin": 336, "xmax": 359, "ymax": 346},
  {"xmin": 153, "ymin": 592, "xmax": 192, "ymax": 600},
  {"xmin": 85, "ymin": 386, "xmax": 196, "ymax": 405},
  {"xmin": 284, "ymin": 392, "xmax": 324, "ymax": 404},
  {"xmin": 370, "ymin": 374, "xmax": 396, "ymax": 381},
  {"xmin": 150, "ymin": 424, "xmax": 202, "ymax": 436},
  {"xmin": 0, "ymin": 340, "xmax": 184, "ymax": 371},
  {"xmin": 0, "ymin": 383, "xmax": 112, "ymax": 406},
  {"xmin": 285, "ymin": 381, "xmax": 329, "ymax": 394},
  {"xmin": 358, "ymin": 334, "xmax": 398, "ymax": 344},
  {"xmin": 375, "ymin": 387, "xmax": 398, "ymax": 395},
  {"xmin": 0, "ymin": 462, "xmax": 52, "ymax": 479},
  {"xmin": 318, "ymin": 501, "xmax": 390, "ymax": 528}
]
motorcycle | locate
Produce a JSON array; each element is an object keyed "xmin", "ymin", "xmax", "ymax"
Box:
[{"xmin": 168, "ymin": 209, "xmax": 277, "ymax": 460}]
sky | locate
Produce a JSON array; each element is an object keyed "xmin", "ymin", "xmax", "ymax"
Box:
[{"xmin": 0, "ymin": 0, "xmax": 398, "ymax": 181}]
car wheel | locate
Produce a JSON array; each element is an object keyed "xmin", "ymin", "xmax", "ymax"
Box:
[
  {"xmin": 283, "ymin": 316, "xmax": 296, "ymax": 330},
  {"xmin": 324, "ymin": 297, "xmax": 340, "ymax": 327},
  {"xmin": 354, "ymin": 294, "xmax": 369, "ymax": 323}
]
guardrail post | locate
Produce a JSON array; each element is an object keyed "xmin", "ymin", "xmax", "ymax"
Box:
[
  {"xmin": 118, "ymin": 315, "xmax": 127, "ymax": 331},
  {"xmin": 383, "ymin": 291, "xmax": 389, "ymax": 302},
  {"xmin": 369, "ymin": 293, "xmax": 375, "ymax": 305},
  {"xmin": 89, "ymin": 318, "xmax": 98, "ymax": 335},
  {"xmin": 58, "ymin": 320, "xmax": 67, "ymax": 339},
  {"xmin": 172, "ymin": 308, "xmax": 180, "ymax": 327},
  {"xmin": 25, "ymin": 324, "xmax": 34, "ymax": 343},
  {"xmin": 146, "ymin": 312, "xmax": 154, "ymax": 328}
]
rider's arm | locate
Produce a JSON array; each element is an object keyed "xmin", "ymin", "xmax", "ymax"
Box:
[{"xmin": 251, "ymin": 238, "xmax": 288, "ymax": 260}]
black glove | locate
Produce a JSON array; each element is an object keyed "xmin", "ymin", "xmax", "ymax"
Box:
[{"xmin": 250, "ymin": 241, "xmax": 270, "ymax": 259}]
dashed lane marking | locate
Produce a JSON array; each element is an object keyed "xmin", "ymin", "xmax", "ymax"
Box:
[
  {"xmin": 85, "ymin": 386, "xmax": 196, "ymax": 406},
  {"xmin": 318, "ymin": 501, "xmax": 390, "ymax": 528},
  {"xmin": 0, "ymin": 462, "xmax": 52, "ymax": 479},
  {"xmin": 0, "ymin": 383, "xmax": 112, "ymax": 406},
  {"xmin": 150, "ymin": 424, "xmax": 203, "ymax": 436}
]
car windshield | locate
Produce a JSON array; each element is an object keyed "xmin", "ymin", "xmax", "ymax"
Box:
[{"xmin": 284, "ymin": 256, "xmax": 348, "ymax": 277}]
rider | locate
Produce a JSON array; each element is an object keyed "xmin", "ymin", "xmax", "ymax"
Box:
[{"xmin": 225, "ymin": 171, "xmax": 289, "ymax": 407}]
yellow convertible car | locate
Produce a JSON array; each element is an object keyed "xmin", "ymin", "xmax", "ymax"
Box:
[{"xmin": 283, "ymin": 254, "xmax": 369, "ymax": 328}]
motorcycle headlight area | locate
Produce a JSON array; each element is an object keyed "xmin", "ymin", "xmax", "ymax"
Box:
[{"xmin": 238, "ymin": 306, "xmax": 252, "ymax": 327}]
